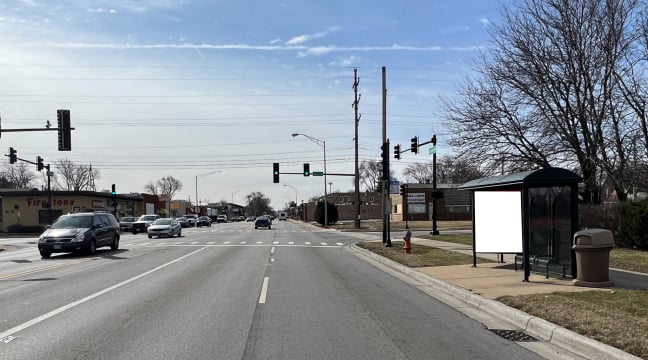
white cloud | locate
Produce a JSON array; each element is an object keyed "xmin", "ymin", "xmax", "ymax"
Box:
[
  {"xmin": 269, "ymin": 38, "xmax": 282, "ymax": 44},
  {"xmin": 480, "ymin": 17, "xmax": 490, "ymax": 26},
  {"xmin": 286, "ymin": 26, "xmax": 341, "ymax": 46},
  {"xmin": 18, "ymin": 0, "xmax": 37, "ymax": 6},
  {"xmin": 328, "ymin": 55, "xmax": 361, "ymax": 67}
]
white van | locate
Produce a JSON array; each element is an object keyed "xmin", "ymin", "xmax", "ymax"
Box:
[{"xmin": 278, "ymin": 212, "xmax": 287, "ymax": 221}]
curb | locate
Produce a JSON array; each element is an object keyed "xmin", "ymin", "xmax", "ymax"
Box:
[{"xmin": 348, "ymin": 244, "xmax": 641, "ymax": 360}]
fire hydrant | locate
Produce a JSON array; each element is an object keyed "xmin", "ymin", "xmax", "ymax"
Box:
[{"xmin": 403, "ymin": 229, "xmax": 412, "ymax": 254}]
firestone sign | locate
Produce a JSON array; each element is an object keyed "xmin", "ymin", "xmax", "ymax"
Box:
[{"xmin": 27, "ymin": 198, "xmax": 75, "ymax": 207}]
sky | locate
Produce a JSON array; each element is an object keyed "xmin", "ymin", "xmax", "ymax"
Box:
[{"xmin": 0, "ymin": 0, "xmax": 502, "ymax": 211}]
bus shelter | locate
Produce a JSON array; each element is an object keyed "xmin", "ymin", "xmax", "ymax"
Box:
[{"xmin": 458, "ymin": 168, "xmax": 582, "ymax": 281}]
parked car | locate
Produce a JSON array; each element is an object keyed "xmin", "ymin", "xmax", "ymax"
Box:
[
  {"xmin": 132, "ymin": 214, "xmax": 160, "ymax": 234},
  {"xmin": 195, "ymin": 216, "xmax": 212, "ymax": 227},
  {"xmin": 216, "ymin": 215, "xmax": 228, "ymax": 223},
  {"xmin": 183, "ymin": 214, "xmax": 199, "ymax": 227},
  {"xmin": 254, "ymin": 215, "xmax": 272, "ymax": 230},
  {"xmin": 176, "ymin": 217, "xmax": 190, "ymax": 228},
  {"xmin": 37, "ymin": 212, "xmax": 120, "ymax": 258},
  {"xmin": 147, "ymin": 218, "xmax": 181, "ymax": 238},
  {"xmin": 237, "ymin": 215, "xmax": 246, "ymax": 222},
  {"xmin": 119, "ymin": 216, "xmax": 138, "ymax": 232},
  {"xmin": 245, "ymin": 216, "xmax": 256, "ymax": 222}
]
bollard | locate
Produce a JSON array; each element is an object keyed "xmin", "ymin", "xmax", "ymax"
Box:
[{"xmin": 403, "ymin": 229, "xmax": 412, "ymax": 254}]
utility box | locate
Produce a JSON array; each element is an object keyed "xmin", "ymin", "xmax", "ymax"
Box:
[{"xmin": 572, "ymin": 229, "xmax": 615, "ymax": 287}]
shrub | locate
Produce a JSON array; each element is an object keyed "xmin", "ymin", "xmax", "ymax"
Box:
[
  {"xmin": 314, "ymin": 201, "xmax": 338, "ymax": 226},
  {"xmin": 618, "ymin": 200, "xmax": 648, "ymax": 249},
  {"xmin": 579, "ymin": 203, "xmax": 624, "ymax": 239},
  {"xmin": 7, "ymin": 224, "xmax": 45, "ymax": 234}
]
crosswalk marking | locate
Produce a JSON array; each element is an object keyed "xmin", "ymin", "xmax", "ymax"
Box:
[
  {"xmin": 288, "ymin": 241, "xmax": 294, "ymax": 245},
  {"xmin": 207, "ymin": 241, "xmax": 215, "ymax": 245},
  {"xmin": 138, "ymin": 240, "xmax": 345, "ymax": 248},
  {"xmin": 256, "ymin": 241, "xmax": 263, "ymax": 244},
  {"xmin": 320, "ymin": 242, "xmax": 327, "ymax": 246},
  {"xmin": 336, "ymin": 243, "xmax": 344, "ymax": 246},
  {"xmin": 304, "ymin": 242, "xmax": 311, "ymax": 245},
  {"xmin": 240, "ymin": 241, "xmax": 247, "ymax": 245}
]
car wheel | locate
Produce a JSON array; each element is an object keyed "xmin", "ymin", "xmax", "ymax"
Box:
[
  {"xmin": 148, "ymin": 235, "xmax": 152, "ymax": 239},
  {"xmin": 111, "ymin": 236, "xmax": 120, "ymax": 251},
  {"xmin": 87, "ymin": 240, "xmax": 96, "ymax": 255},
  {"xmin": 40, "ymin": 250, "xmax": 51, "ymax": 259},
  {"xmin": 268, "ymin": 226, "xmax": 271, "ymax": 230},
  {"xmin": 178, "ymin": 230, "xmax": 182, "ymax": 237},
  {"xmin": 255, "ymin": 226, "xmax": 258, "ymax": 229},
  {"xmin": 132, "ymin": 230, "xmax": 138, "ymax": 234}
]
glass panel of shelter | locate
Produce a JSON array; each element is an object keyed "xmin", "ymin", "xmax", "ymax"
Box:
[{"xmin": 528, "ymin": 186, "xmax": 572, "ymax": 276}]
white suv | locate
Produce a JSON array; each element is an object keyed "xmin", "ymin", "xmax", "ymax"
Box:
[
  {"xmin": 278, "ymin": 212, "xmax": 287, "ymax": 221},
  {"xmin": 216, "ymin": 215, "xmax": 228, "ymax": 223}
]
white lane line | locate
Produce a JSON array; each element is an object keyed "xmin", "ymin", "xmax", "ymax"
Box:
[
  {"xmin": 0, "ymin": 247, "xmax": 208, "ymax": 340},
  {"xmin": 256, "ymin": 241, "xmax": 263, "ymax": 244},
  {"xmin": 258, "ymin": 277, "xmax": 269, "ymax": 304},
  {"xmin": 159, "ymin": 242, "xmax": 167, "ymax": 245},
  {"xmin": 336, "ymin": 243, "xmax": 344, "ymax": 246},
  {"xmin": 270, "ymin": 247, "xmax": 275, "ymax": 255},
  {"xmin": 288, "ymin": 241, "xmax": 294, "ymax": 245},
  {"xmin": 174, "ymin": 242, "xmax": 183, "ymax": 245},
  {"xmin": 270, "ymin": 258, "xmax": 275, "ymax": 263},
  {"xmin": 320, "ymin": 242, "xmax": 328, "ymax": 246},
  {"xmin": 207, "ymin": 241, "xmax": 215, "ymax": 245},
  {"xmin": 224, "ymin": 241, "xmax": 231, "ymax": 245},
  {"xmin": 272, "ymin": 241, "xmax": 279, "ymax": 244},
  {"xmin": 141, "ymin": 243, "xmax": 150, "ymax": 246},
  {"xmin": 304, "ymin": 242, "xmax": 311, "ymax": 245},
  {"xmin": 190, "ymin": 242, "xmax": 199, "ymax": 245},
  {"xmin": 240, "ymin": 241, "xmax": 247, "ymax": 245}
]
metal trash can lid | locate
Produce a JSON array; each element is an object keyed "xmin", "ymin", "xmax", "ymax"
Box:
[{"xmin": 573, "ymin": 228, "xmax": 614, "ymax": 247}]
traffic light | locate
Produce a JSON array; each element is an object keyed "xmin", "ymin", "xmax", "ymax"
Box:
[
  {"xmin": 57, "ymin": 109, "xmax": 71, "ymax": 151},
  {"xmin": 37, "ymin": 156, "xmax": 44, "ymax": 171},
  {"xmin": 410, "ymin": 136, "xmax": 418, "ymax": 154},
  {"xmin": 273, "ymin": 162, "xmax": 280, "ymax": 183},
  {"xmin": 394, "ymin": 144, "xmax": 401, "ymax": 160},
  {"xmin": 111, "ymin": 184, "xmax": 116, "ymax": 196},
  {"xmin": 303, "ymin": 163, "xmax": 310, "ymax": 176},
  {"xmin": 381, "ymin": 140, "xmax": 389, "ymax": 180},
  {"xmin": 8, "ymin": 147, "xmax": 17, "ymax": 164}
]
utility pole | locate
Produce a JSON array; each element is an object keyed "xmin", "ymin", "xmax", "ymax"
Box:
[
  {"xmin": 382, "ymin": 66, "xmax": 392, "ymax": 247},
  {"xmin": 353, "ymin": 68, "xmax": 362, "ymax": 229}
]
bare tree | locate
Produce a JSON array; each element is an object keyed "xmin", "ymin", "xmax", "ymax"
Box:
[
  {"xmin": 357, "ymin": 160, "xmax": 396, "ymax": 191},
  {"xmin": 3, "ymin": 163, "xmax": 36, "ymax": 189},
  {"xmin": 402, "ymin": 156, "xmax": 485, "ymax": 184},
  {"xmin": 144, "ymin": 176, "xmax": 182, "ymax": 201},
  {"xmin": 54, "ymin": 159, "xmax": 100, "ymax": 191},
  {"xmin": 443, "ymin": 0, "xmax": 643, "ymax": 203},
  {"xmin": 143, "ymin": 181, "xmax": 158, "ymax": 195}
]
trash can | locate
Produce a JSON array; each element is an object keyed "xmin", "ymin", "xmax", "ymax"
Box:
[{"xmin": 572, "ymin": 229, "xmax": 615, "ymax": 287}]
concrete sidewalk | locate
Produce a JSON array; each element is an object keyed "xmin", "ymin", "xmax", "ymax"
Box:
[{"xmin": 321, "ymin": 225, "xmax": 645, "ymax": 360}]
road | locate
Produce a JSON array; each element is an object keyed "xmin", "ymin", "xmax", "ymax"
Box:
[{"xmin": 0, "ymin": 220, "xmax": 545, "ymax": 360}]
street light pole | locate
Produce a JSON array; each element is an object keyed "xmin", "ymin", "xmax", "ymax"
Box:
[
  {"xmin": 283, "ymin": 184, "xmax": 297, "ymax": 205},
  {"xmin": 195, "ymin": 170, "xmax": 221, "ymax": 211},
  {"xmin": 292, "ymin": 133, "xmax": 328, "ymax": 227},
  {"xmin": 231, "ymin": 190, "xmax": 240, "ymax": 205}
]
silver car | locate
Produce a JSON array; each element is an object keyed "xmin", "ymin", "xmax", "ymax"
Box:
[{"xmin": 147, "ymin": 218, "xmax": 182, "ymax": 238}]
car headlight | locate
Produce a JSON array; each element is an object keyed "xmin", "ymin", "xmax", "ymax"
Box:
[{"xmin": 70, "ymin": 231, "xmax": 86, "ymax": 242}]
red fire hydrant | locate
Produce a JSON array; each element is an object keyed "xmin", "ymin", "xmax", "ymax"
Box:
[{"xmin": 403, "ymin": 229, "xmax": 412, "ymax": 254}]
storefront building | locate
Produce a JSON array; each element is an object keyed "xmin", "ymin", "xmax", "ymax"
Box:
[{"xmin": 0, "ymin": 189, "xmax": 145, "ymax": 232}]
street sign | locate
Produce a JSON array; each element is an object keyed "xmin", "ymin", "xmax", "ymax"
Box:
[
  {"xmin": 428, "ymin": 146, "xmax": 437, "ymax": 155},
  {"xmin": 312, "ymin": 171, "xmax": 324, "ymax": 176},
  {"xmin": 407, "ymin": 193, "xmax": 426, "ymax": 203}
]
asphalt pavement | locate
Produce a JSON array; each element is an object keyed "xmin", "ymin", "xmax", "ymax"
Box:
[{"xmin": 298, "ymin": 223, "xmax": 646, "ymax": 360}]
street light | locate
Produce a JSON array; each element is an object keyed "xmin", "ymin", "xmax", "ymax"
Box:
[
  {"xmin": 231, "ymin": 190, "xmax": 240, "ymax": 205},
  {"xmin": 195, "ymin": 170, "xmax": 221, "ymax": 209},
  {"xmin": 284, "ymin": 184, "xmax": 298, "ymax": 218},
  {"xmin": 292, "ymin": 133, "xmax": 327, "ymax": 227}
]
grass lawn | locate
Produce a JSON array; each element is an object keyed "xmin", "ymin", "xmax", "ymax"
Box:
[{"xmin": 357, "ymin": 239, "xmax": 648, "ymax": 359}]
